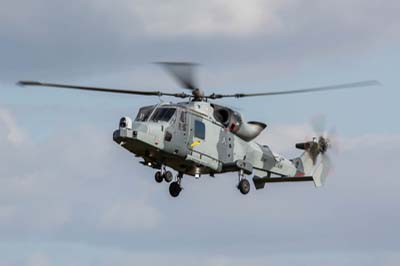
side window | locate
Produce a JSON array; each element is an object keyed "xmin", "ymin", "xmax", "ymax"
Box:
[
  {"xmin": 194, "ymin": 120, "xmax": 205, "ymax": 140},
  {"xmin": 179, "ymin": 110, "xmax": 187, "ymax": 131},
  {"xmin": 180, "ymin": 111, "xmax": 186, "ymax": 123}
]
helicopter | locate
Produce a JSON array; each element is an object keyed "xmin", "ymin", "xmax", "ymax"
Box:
[{"xmin": 18, "ymin": 62, "xmax": 379, "ymax": 197}]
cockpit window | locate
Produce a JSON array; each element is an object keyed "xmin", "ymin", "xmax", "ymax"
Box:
[
  {"xmin": 135, "ymin": 105, "xmax": 156, "ymax": 122},
  {"xmin": 150, "ymin": 108, "xmax": 176, "ymax": 122}
]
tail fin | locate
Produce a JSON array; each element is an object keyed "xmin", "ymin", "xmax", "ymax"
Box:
[{"xmin": 310, "ymin": 156, "xmax": 331, "ymax": 187}]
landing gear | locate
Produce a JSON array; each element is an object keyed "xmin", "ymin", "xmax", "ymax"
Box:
[
  {"xmin": 169, "ymin": 182, "xmax": 182, "ymax": 197},
  {"xmin": 155, "ymin": 171, "xmax": 163, "ymax": 183},
  {"xmin": 169, "ymin": 172, "xmax": 183, "ymax": 197},
  {"xmin": 154, "ymin": 167, "xmax": 173, "ymax": 183},
  {"xmin": 238, "ymin": 179, "xmax": 250, "ymax": 195},
  {"xmin": 163, "ymin": 171, "xmax": 173, "ymax": 183},
  {"xmin": 237, "ymin": 170, "xmax": 250, "ymax": 195},
  {"xmin": 155, "ymin": 168, "xmax": 184, "ymax": 197}
]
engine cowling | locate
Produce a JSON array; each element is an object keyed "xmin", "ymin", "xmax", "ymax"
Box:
[
  {"xmin": 233, "ymin": 121, "xmax": 267, "ymax": 141},
  {"xmin": 212, "ymin": 104, "xmax": 266, "ymax": 141}
]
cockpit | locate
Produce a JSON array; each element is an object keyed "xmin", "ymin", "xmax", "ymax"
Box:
[
  {"xmin": 135, "ymin": 105, "xmax": 176, "ymax": 123},
  {"xmin": 135, "ymin": 105, "xmax": 155, "ymax": 122},
  {"xmin": 150, "ymin": 107, "xmax": 176, "ymax": 122}
]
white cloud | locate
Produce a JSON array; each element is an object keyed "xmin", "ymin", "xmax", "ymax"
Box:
[
  {"xmin": 127, "ymin": 0, "xmax": 285, "ymax": 36},
  {"xmin": 0, "ymin": 108, "xmax": 27, "ymax": 145},
  {"xmin": 0, "ymin": 106, "xmax": 162, "ymax": 239}
]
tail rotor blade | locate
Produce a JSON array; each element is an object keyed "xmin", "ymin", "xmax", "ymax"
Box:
[
  {"xmin": 313, "ymin": 153, "xmax": 333, "ymax": 187},
  {"xmin": 321, "ymin": 153, "xmax": 333, "ymax": 179},
  {"xmin": 327, "ymin": 126, "xmax": 340, "ymax": 154},
  {"xmin": 311, "ymin": 114, "xmax": 327, "ymax": 137}
]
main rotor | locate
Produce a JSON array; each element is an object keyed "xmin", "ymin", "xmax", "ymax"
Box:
[{"xmin": 17, "ymin": 62, "xmax": 380, "ymax": 102}]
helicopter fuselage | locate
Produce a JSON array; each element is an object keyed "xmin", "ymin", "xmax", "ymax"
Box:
[{"xmin": 113, "ymin": 101, "xmax": 298, "ymax": 178}]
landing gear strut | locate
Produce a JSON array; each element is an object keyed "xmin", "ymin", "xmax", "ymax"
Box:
[
  {"xmin": 237, "ymin": 170, "xmax": 250, "ymax": 195},
  {"xmin": 169, "ymin": 172, "xmax": 183, "ymax": 197}
]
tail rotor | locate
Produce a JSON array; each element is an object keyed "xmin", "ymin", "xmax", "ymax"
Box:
[
  {"xmin": 310, "ymin": 115, "xmax": 336, "ymax": 186},
  {"xmin": 295, "ymin": 115, "xmax": 337, "ymax": 187}
]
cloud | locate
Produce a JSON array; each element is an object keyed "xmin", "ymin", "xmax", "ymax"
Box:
[
  {"xmin": 1, "ymin": 0, "xmax": 399, "ymax": 83},
  {"xmin": 0, "ymin": 108, "xmax": 26, "ymax": 145},
  {"xmin": 97, "ymin": 200, "xmax": 161, "ymax": 233},
  {"xmin": 128, "ymin": 0, "xmax": 285, "ymax": 36},
  {"xmin": 0, "ymin": 1, "xmax": 399, "ymax": 262},
  {"xmin": 0, "ymin": 106, "xmax": 162, "ymax": 240},
  {"xmin": 0, "ymin": 105, "xmax": 400, "ymax": 265},
  {"xmin": 256, "ymin": 123, "xmax": 313, "ymax": 154},
  {"xmin": 26, "ymin": 253, "xmax": 51, "ymax": 266},
  {"xmin": 0, "ymin": 0, "xmax": 286, "ymax": 37}
]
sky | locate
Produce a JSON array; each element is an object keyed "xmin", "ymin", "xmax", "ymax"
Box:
[{"xmin": 0, "ymin": 0, "xmax": 399, "ymax": 265}]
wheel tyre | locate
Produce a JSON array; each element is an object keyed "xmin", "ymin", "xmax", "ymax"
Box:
[
  {"xmin": 164, "ymin": 171, "xmax": 173, "ymax": 183},
  {"xmin": 155, "ymin": 171, "xmax": 163, "ymax": 183},
  {"xmin": 169, "ymin": 182, "xmax": 182, "ymax": 197},
  {"xmin": 238, "ymin": 179, "xmax": 250, "ymax": 195}
]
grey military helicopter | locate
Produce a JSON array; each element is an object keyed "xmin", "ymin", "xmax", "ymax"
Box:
[{"xmin": 18, "ymin": 63, "xmax": 379, "ymax": 197}]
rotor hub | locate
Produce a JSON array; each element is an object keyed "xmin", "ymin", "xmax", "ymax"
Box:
[
  {"xmin": 318, "ymin": 136, "xmax": 329, "ymax": 154},
  {"xmin": 192, "ymin": 88, "xmax": 205, "ymax": 100}
]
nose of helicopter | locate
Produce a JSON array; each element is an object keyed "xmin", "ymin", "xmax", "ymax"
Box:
[
  {"xmin": 113, "ymin": 116, "xmax": 136, "ymax": 143},
  {"xmin": 113, "ymin": 116, "xmax": 155, "ymax": 146}
]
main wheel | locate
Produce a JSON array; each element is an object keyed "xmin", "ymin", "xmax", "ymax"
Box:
[
  {"xmin": 238, "ymin": 179, "xmax": 250, "ymax": 195},
  {"xmin": 155, "ymin": 171, "xmax": 163, "ymax": 183},
  {"xmin": 169, "ymin": 182, "xmax": 182, "ymax": 197},
  {"xmin": 163, "ymin": 171, "xmax": 173, "ymax": 183}
]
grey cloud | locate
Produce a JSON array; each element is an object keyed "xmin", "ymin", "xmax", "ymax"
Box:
[
  {"xmin": 1, "ymin": 0, "xmax": 398, "ymax": 83},
  {"xmin": 2, "ymin": 244, "xmax": 400, "ymax": 266},
  {"xmin": 0, "ymin": 110, "xmax": 163, "ymax": 241}
]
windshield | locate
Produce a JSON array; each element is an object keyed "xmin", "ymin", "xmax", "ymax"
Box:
[
  {"xmin": 135, "ymin": 105, "xmax": 156, "ymax": 122},
  {"xmin": 150, "ymin": 107, "xmax": 176, "ymax": 122}
]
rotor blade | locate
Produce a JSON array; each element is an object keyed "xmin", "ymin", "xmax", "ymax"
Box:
[
  {"xmin": 17, "ymin": 81, "xmax": 190, "ymax": 98},
  {"xmin": 207, "ymin": 80, "xmax": 381, "ymax": 99},
  {"xmin": 157, "ymin": 62, "xmax": 198, "ymax": 90}
]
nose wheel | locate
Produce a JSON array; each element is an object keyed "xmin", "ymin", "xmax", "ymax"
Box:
[
  {"xmin": 154, "ymin": 167, "xmax": 173, "ymax": 183},
  {"xmin": 155, "ymin": 171, "xmax": 163, "ymax": 183},
  {"xmin": 163, "ymin": 171, "xmax": 173, "ymax": 183}
]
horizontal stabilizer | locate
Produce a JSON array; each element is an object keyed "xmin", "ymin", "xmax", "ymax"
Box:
[{"xmin": 253, "ymin": 176, "xmax": 314, "ymax": 190}]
